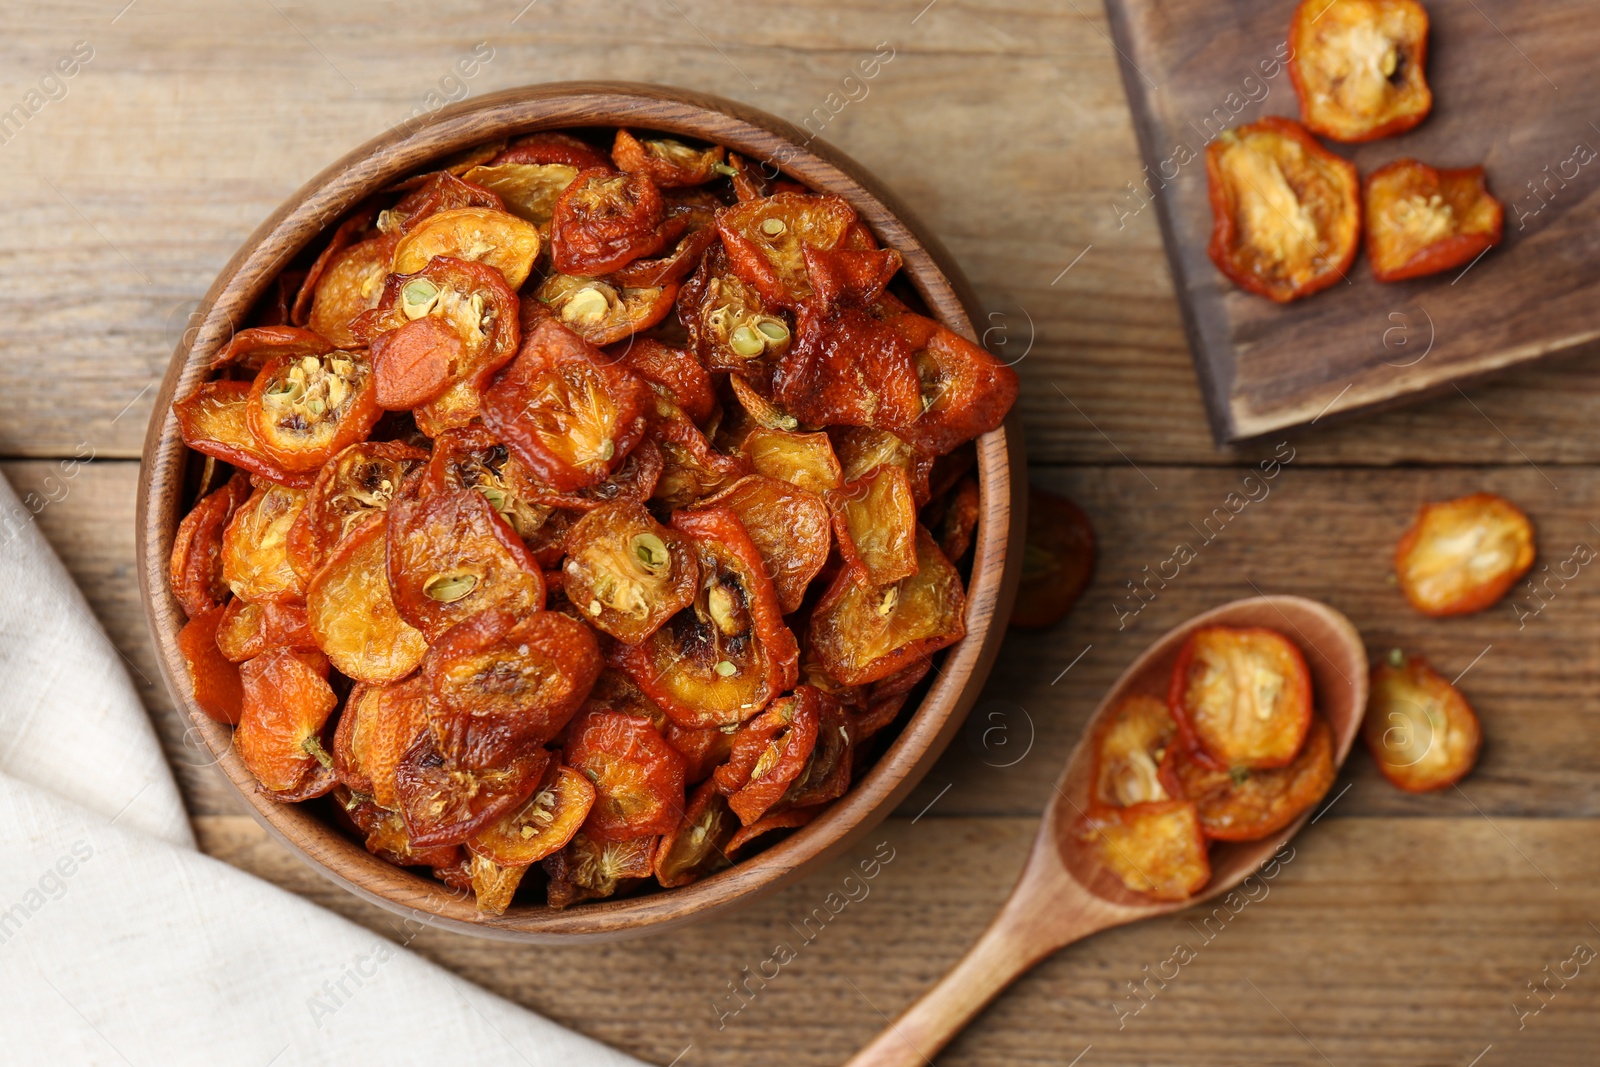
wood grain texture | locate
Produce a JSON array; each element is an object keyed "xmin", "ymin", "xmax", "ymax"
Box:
[
  {"xmin": 1105, "ymin": 0, "xmax": 1600, "ymax": 442},
  {"xmin": 2, "ymin": 0, "xmax": 1596, "ymax": 1061}
]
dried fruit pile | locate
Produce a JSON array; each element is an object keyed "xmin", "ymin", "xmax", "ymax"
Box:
[{"xmin": 168, "ymin": 128, "xmax": 1017, "ymax": 915}]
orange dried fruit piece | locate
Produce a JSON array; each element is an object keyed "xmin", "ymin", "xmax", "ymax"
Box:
[
  {"xmin": 339, "ymin": 674, "xmax": 431, "ymax": 810},
  {"xmin": 386, "ymin": 488, "xmax": 546, "ymax": 641},
  {"xmin": 1363, "ymin": 655, "xmax": 1481, "ymax": 792},
  {"xmin": 1205, "ymin": 116, "xmax": 1361, "ymax": 303},
  {"xmin": 890, "ymin": 311, "xmax": 1019, "ymax": 457},
  {"xmin": 348, "ymin": 798, "xmax": 461, "ymax": 868},
  {"xmin": 535, "ymin": 273, "xmax": 677, "ymax": 347},
  {"xmin": 716, "ymin": 191, "xmax": 858, "ymax": 308},
  {"xmin": 931, "ymin": 474, "xmax": 981, "ymax": 563},
  {"xmin": 561, "ymin": 501, "xmax": 698, "ymax": 643},
  {"xmin": 543, "ymin": 831, "xmax": 655, "ymax": 908},
  {"xmin": 246, "ymin": 345, "xmax": 382, "ymax": 473},
  {"xmin": 653, "ymin": 780, "xmax": 737, "ymax": 888},
  {"xmin": 177, "ymin": 605, "xmax": 244, "ymax": 724},
  {"xmin": 1289, "ymin": 0, "xmax": 1432, "ymax": 143},
  {"xmin": 651, "ymin": 414, "xmax": 748, "ymax": 510},
  {"xmin": 468, "ymin": 854, "xmax": 528, "ymax": 915},
  {"xmin": 713, "ymin": 687, "xmax": 824, "ymax": 825},
  {"xmin": 290, "ymin": 215, "xmax": 373, "ymax": 330},
  {"xmin": 394, "ymin": 731, "xmax": 549, "ymax": 849},
  {"xmin": 1394, "ymin": 492, "xmax": 1535, "ymax": 617},
  {"xmin": 549, "ymin": 168, "xmax": 667, "ymax": 276},
  {"xmin": 215, "ymin": 597, "xmax": 316, "ymax": 663},
  {"xmin": 612, "ymin": 129, "xmax": 726, "ymax": 187},
  {"xmin": 1170, "ymin": 626, "xmax": 1313, "ymax": 771},
  {"xmin": 423, "ymin": 608, "xmax": 602, "ymax": 767},
  {"xmin": 236, "ymin": 648, "xmax": 338, "ymax": 800},
  {"xmin": 287, "ymin": 439, "xmax": 428, "ymax": 580},
  {"xmin": 493, "ymin": 131, "xmax": 612, "ymax": 171},
  {"xmin": 829, "ymin": 464, "xmax": 918, "ymax": 588},
  {"xmin": 1080, "ymin": 800, "xmax": 1210, "ymax": 901},
  {"xmin": 481, "ymin": 320, "xmax": 653, "ymax": 493},
  {"xmin": 305, "ymin": 514, "xmax": 428, "ymax": 684},
  {"xmin": 619, "ymin": 338, "xmax": 716, "ymax": 424},
  {"xmin": 391, "ymin": 206, "xmax": 542, "ymax": 291},
  {"xmin": 382, "ymin": 171, "xmax": 506, "ymax": 236},
  {"xmin": 611, "ymin": 508, "xmax": 799, "ymax": 729},
  {"xmin": 353, "ymin": 255, "xmax": 521, "ymax": 436},
  {"xmin": 663, "ymin": 721, "xmax": 735, "ymax": 785},
  {"xmin": 221, "ymin": 483, "xmax": 307, "ymax": 602},
  {"xmin": 831, "ymin": 426, "xmax": 931, "ymax": 505},
  {"xmin": 610, "ymin": 225, "xmax": 718, "ymax": 289},
  {"xmin": 727, "ymin": 806, "xmax": 819, "ymax": 855},
  {"xmin": 696, "ymin": 474, "xmax": 830, "ymax": 614},
  {"xmin": 423, "ymin": 426, "xmax": 558, "ymax": 544},
  {"xmin": 173, "ymin": 380, "xmax": 310, "ymax": 487},
  {"xmin": 777, "ymin": 303, "xmax": 924, "ymax": 432},
  {"xmin": 1365, "ymin": 160, "xmax": 1503, "ymax": 282},
  {"xmin": 809, "ymin": 526, "xmax": 966, "ymax": 686},
  {"xmin": 1162, "ymin": 715, "xmax": 1336, "ymax": 841},
  {"xmin": 514, "ymin": 436, "xmax": 665, "ymax": 513},
  {"xmin": 169, "ymin": 470, "xmax": 251, "ymax": 617},
  {"xmin": 1010, "ymin": 487, "xmax": 1096, "ymax": 628},
  {"xmin": 565, "ymin": 709, "xmax": 688, "ymax": 841},
  {"xmin": 678, "ymin": 246, "xmax": 793, "ymax": 375},
  {"xmin": 733, "ymin": 425, "xmax": 842, "ymax": 496},
  {"xmin": 460, "ymin": 162, "xmax": 580, "ymax": 228},
  {"xmin": 468, "ymin": 763, "xmax": 596, "ymax": 867},
  {"xmin": 1093, "ymin": 695, "xmax": 1177, "ymax": 808},
  {"xmin": 213, "ymin": 325, "xmax": 339, "ymax": 374},
  {"xmin": 781, "ymin": 693, "xmax": 854, "ymax": 810},
  {"xmin": 802, "ymin": 244, "xmax": 903, "ymax": 314},
  {"xmin": 307, "ymin": 233, "xmax": 400, "ymax": 349}
]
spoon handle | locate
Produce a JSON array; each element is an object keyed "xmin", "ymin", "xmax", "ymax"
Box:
[{"xmin": 844, "ymin": 846, "xmax": 1112, "ymax": 1067}]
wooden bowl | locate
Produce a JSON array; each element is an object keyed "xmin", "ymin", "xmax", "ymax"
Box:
[{"xmin": 135, "ymin": 82, "xmax": 1026, "ymax": 941}]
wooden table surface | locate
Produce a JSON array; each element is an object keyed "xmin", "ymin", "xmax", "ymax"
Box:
[{"xmin": 7, "ymin": 2, "xmax": 1599, "ymax": 1063}]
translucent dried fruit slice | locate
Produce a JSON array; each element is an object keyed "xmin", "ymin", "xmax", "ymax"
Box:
[
  {"xmin": 481, "ymin": 320, "xmax": 653, "ymax": 492},
  {"xmin": 493, "ymin": 132, "xmax": 611, "ymax": 171},
  {"xmin": 221, "ymin": 483, "xmax": 307, "ymax": 602},
  {"xmin": 174, "ymin": 380, "xmax": 311, "ymax": 487},
  {"xmin": 332, "ymin": 683, "xmax": 383, "ymax": 796},
  {"xmin": 612, "ymin": 129, "xmax": 726, "ymax": 187},
  {"xmin": 1206, "ymin": 116, "xmax": 1361, "ymax": 303},
  {"xmin": 1162, "ymin": 715, "xmax": 1336, "ymax": 841},
  {"xmin": 246, "ymin": 347, "xmax": 381, "ymax": 473},
  {"xmin": 831, "ymin": 426, "xmax": 932, "ymax": 506},
  {"xmin": 214, "ymin": 597, "xmax": 316, "ymax": 663},
  {"xmin": 733, "ymin": 426, "xmax": 842, "ymax": 496},
  {"xmin": 1289, "ymin": 0, "xmax": 1432, "ymax": 142},
  {"xmin": 353, "ymin": 256, "xmax": 521, "ymax": 436},
  {"xmin": 777, "ymin": 303, "xmax": 923, "ymax": 432},
  {"xmin": 423, "ymin": 608, "xmax": 601, "ymax": 767},
  {"xmin": 549, "ymin": 168, "xmax": 667, "ymax": 276},
  {"xmin": 386, "ymin": 489, "xmax": 546, "ymax": 641},
  {"xmin": 829, "ymin": 465, "xmax": 918, "ymax": 588},
  {"xmin": 726, "ymin": 806, "xmax": 819, "ymax": 855},
  {"xmin": 290, "ymin": 216, "xmax": 373, "ymax": 330},
  {"xmin": 343, "ymin": 794, "xmax": 462, "ymax": 868},
  {"xmin": 612, "ymin": 508, "xmax": 798, "ymax": 728},
  {"xmin": 891, "ymin": 312, "xmax": 1019, "ymax": 456},
  {"xmin": 346, "ymin": 673, "xmax": 432, "ymax": 810},
  {"xmin": 169, "ymin": 471, "xmax": 251, "ymax": 617},
  {"xmin": 1010, "ymin": 488, "xmax": 1096, "ymax": 628},
  {"xmin": 651, "ymin": 415, "xmax": 748, "ymax": 511},
  {"xmin": 177, "ymin": 605, "xmax": 244, "ymax": 724},
  {"xmin": 460, "ymin": 162, "xmax": 580, "ymax": 228},
  {"xmin": 307, "ymin": 233, "xmax": 400, "ymax": 349},
  {"xmin": 543, "ymin": 831, "xmax": 655, "ymax": 908},
  {"xmin": 653, "ymin": 780, "xmax": 736, "ymax": 888},
  {"xmin": 236, "ymin": 648, "xmax": 338, "ymax": 799},
  {"xmin": 1363, "ymin": 656, "xmax": 1481, "ymax": 792},
  {"xmin": 716, "ymin": 192, "xmax": 858, "ymax": 308},
  {"xmin": 562, "ymin": 501, "xmax": 698, "ymax": 643},
  {"xmin": 610, "ymin": 226, "xmax": 718, "ymax": 289},
  {"xmin": 679, "ymin": 246, "xmax": 792, "ymax": 375},
  {"xmin": 728, "ymin": 373, "xmax": 801, "ymax": 433},
  {"xmin": 1093, "ymin": 695, "xmax": 1176, "ymax": 808},
  {"xmin": 287, "ymin": 439, "xmax": 428, "ymax": 580},
  {"xmin": 782, "ymin": 694, "xmax": 853, "ymax": 810},
  {"xmin": 394, "ymin": 731, "xmax": 549, "ymax": 849},
  {"xmin": 305, "ymin": 514, "xmax": 428, "ymax": 684},
  {"xmin": 809, "ymin": 526, "xmax": 966, "ymax": 686},
  {"xmin": 369, "ymin": 315, "xmax": 463, "ymax": 409},
  {"xmin": 382, "ymin": 171, "xmax": 506, "ymax": 236},
  {"xmin": 713, "ymin": 688, "xmax": 823, "ymax": 825},
  {"xmin": 1364, "ymin": 160, "xmax": 1503, "ymax": 282},
  {"xmin": 1394, "ymin": 492, "xmax": 1535, "ymax": 617},
  {"xmin": 422, "ymin": 427, "xmax": 559, "ymax": 546},
  {"xmin": 391, "ymin": 206, "xmax": 542, "ymax": 291},
  {"xmin": 1079, "ymin": 800, "xmax": 1210, "ymax": 901},
  {"xmin": 697, "ymin": 475, "xmax": 830, "ymax": 614},
  {"xmin": 1170, "ymin": 626, "xmax": 1313, "ymax": 771},
  {"xmin": 932, "ymin": 474, "xmax": 981, "ymax": 563},
  {"xmin": 802, "ymin": 244, "xmax": 903, "ymax": 314},
  {"xmin": 536, "ymin": 273, "xmax": 677, "ymax": 346},
  {"xmin": 213, "ymin": 325, "xmax": 337, "ymax": 374},
  {"xmin": 469, "ymin": 854, "xmax": 528, "ymax": 915},
  {"xmin": 468, "ymin": 763, "xmax": 596, "ymax": 867},
  {"xmin": 566, "ymin": 709, "xmax": 688, "ymax": 841},
  {"xmin": 620, "ymin": 338, "xmax": 716, "ymax": 424}
]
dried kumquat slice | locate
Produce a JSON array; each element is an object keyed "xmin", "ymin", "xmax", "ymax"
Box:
[
  {"xmin": 1363, "ymin": 655, "xmax": 1481, "ymax": 792},
  {"xmin": 1394, "ymin": 492, "xmax": 1535, "ymax": 616}
]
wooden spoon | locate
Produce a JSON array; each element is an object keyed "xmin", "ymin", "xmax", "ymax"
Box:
[{"xmin": 845, "ymin": 595, "xmax": 1367, "ymax": 1067}]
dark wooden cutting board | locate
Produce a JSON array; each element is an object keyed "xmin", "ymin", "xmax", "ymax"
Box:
[{"xmin": 1104, "ymin": 0, "xmax": 1600, "ymax": 443}]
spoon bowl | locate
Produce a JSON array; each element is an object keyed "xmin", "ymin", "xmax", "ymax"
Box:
[{"xmin": 847, "ymin": 595, "xmax": 1367, "ymax": 1067}]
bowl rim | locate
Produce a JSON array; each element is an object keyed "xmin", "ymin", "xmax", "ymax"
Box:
[{"xmin": 136, "ymin": 81, "xmax": 1025, "ymax": 942}]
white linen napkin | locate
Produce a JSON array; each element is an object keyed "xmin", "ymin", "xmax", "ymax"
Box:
[{"xmin": 0, "ymin": 472, "xmax": 646, "ymax": 1067}]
